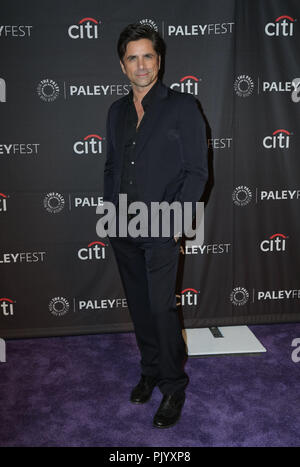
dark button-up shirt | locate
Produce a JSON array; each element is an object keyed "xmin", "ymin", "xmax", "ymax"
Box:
[{"xmin": 119, "ymin": 80, "xmax": 160, "ymax": 205}]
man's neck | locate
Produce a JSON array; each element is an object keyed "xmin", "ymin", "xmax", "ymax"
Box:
[{"xmin": 132, "ymin": 79, "xmax": 158, "ymax": 104}]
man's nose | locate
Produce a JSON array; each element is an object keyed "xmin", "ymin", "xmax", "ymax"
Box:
[{"xmin": 137, "ymin": 57, "xmax": 145, "ymax": 69}]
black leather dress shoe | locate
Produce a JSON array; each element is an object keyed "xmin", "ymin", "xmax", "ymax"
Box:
[
  {"xmin": 130, "ymin": 375, "xmax": 158, "ymax": 404},
  {"xmin": 153, "ymin": 391, "xmax": 185, "ymax": 428}
]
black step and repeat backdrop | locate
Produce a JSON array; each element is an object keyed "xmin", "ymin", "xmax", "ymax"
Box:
[{"xmin": 1, "ymin": 0, "xmax": 300, "ymax": 338}]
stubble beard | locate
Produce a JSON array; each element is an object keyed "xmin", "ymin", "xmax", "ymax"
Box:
[{"xmin": 131, "ymin": 72, "xmax": 158, "ymax": 89}]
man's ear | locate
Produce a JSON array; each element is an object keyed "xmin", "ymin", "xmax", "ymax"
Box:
[
  {"xmin": 158, "ymin": 55, "xmax": 161, "ymax": 70},
  {"xmin": 120, "ymin": 60, "xmax": 126, "ymax": 75}
]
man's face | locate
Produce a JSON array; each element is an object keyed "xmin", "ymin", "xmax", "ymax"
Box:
[{"xmin": 120, "ymin": 38, "xmax": 160, "ymax": 90}]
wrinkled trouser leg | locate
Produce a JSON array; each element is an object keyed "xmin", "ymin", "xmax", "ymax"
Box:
[{"xmin": 109, "ymin": 236, "xmax": 188, "ymax": 394}]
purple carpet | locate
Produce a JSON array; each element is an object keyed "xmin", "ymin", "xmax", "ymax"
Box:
[{"xmin": 1, "ymin": 323, "xmax": 300, "ymax": 447}]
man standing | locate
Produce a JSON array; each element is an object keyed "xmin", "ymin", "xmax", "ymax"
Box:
[{"xmin": 103, "ymin": 23, "xmax": 208, "ymax": 428}]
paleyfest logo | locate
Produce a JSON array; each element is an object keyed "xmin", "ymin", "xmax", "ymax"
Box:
[
  {"xmin": 43, "ymin": 192, "xmax": 65, "ymax": 213},
  {"xmin": 49, "ymin": 297, "xmax": 70, "ymax": 316},
  {"xmin": 234, "ymin": 75, "xmax": 254, "ymax": 97},
  {"xmin": 232, "ymin": 186, "xmax": 252, "ymax": 206},
  {"xmin": 167, "ymin": 22, "xmax": 234, "ymax": 36},
  {"xmin": 0, "ymin": 24, "xmax": 33, "ymax": 38},
  {"xmin": 139, "ymin": 19, "xmax": 158, "ymax": 31},
  {"xmin": 37, "ymin": 79, "xmax": 60, "ymax": 102},
  {"xmin": 230, "ymin": 287, "xmax": 300, "ymax": 305},
  {"xmin": 230, "ymin": 287, "xmax": 249, "ymax": 306}
]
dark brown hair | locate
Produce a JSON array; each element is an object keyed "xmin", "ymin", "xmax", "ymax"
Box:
[{"xmin": 117, "ymin": 23, "xmax": 165, "ymax": 63}]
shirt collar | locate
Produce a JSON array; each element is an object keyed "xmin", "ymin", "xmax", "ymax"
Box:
[{"xmin": 128, "ymin": 79, "xmax": 160, "ymax": 111}]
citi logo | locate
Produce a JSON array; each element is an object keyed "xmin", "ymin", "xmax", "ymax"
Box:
[
  {"xmin": 263, "ymin": 129, "xmax": 291, "ymax": 149},
  {"xmin": 265, "ymin": 15, "xmax": 295, "ymax": 37},
  {"xmin": 0, "ymin": 193, "xmax": 8, "ymax": 212},
  {"xmin": 0, "ymin": 78, "xmax": 6, "ymax": 102},
  {"xmin": 0, "ymin": 298, "xmax": 15, "ymax": 316},
  {"xmin": 73, "ymin": 134, "xmax": 103, "ymax": 155},
  {"xmin": 170, "ymin": 76, "xmax": 200, "ymax": 95},
  {"xmin": 68, "ymin": 17, "xmax": 100, "ymax": 39},
  {"xmin": 176, "ymin": 288, "xmax": 199, "ymax": 307},
  {"xmin": 78, "ymin": 241, "xmax": 106, "ymax": 260},
  {"xmin": 260, "ymin": 233, "xmax": 288, "ymax": 252}
]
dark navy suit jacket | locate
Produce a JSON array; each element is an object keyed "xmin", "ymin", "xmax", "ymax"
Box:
[{"xmin": 103, "ymin": 80, "xmax": 208, "ymax": 236}]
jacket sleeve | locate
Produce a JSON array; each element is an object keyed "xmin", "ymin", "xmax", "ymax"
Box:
[
  {"xmin": 103, "ymin": 105, "xmax": 115, "ymax": 203},
  {"xmin": 176, "ymin": 94, "xmax": 208, "ymax": 208}
]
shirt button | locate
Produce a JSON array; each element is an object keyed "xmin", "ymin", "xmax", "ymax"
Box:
[
  {"xmin": 132, "ymin": 141, "xmax": 136, "ymax": 145},
  {"xmin": 129, "ymin": 181, "xmax": 133, "ymax": 185},
  {"xmin": 131, "ymin": 161, "xmax": 135, "ymax": 165}
]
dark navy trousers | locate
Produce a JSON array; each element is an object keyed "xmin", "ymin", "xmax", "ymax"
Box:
[{"xmin": 109, "ymin": 235, "xmax": 189, "ymax": 395}]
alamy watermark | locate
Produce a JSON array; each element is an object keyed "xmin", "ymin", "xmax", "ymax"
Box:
[
  {"xmin": 291, "ymin": 78, "xmax": 300, "ymax": 103},
  {"xmin": 291, "ymin": 338, "xmax": 300, "ymax": 363},
  {"xmin": 96, "ymin": 194, "xmax": 204, "ymax": 245},
  {"xmin": 0, "ymin": 338, "xmax": 6, "ymax": 362}
]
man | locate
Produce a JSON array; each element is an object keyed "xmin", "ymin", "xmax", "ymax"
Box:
[{"xmin": 103, "ymin": 23, "xmax": 208, "ymax": 428}]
